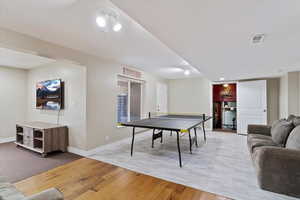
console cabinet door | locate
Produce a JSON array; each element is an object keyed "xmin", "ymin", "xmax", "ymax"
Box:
[{"xmin": 23, "ymin": 127, "xmax": 34, "ymax": 147}]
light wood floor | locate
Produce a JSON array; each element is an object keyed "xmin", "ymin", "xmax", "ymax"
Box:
[{"xmin": 15, "ymin": 158, "xmax": 232, "ymax": 200}]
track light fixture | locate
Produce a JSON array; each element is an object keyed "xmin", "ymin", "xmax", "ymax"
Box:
[{"xmin": 96, "ymin": 8, "xmax": 122, "ymax": 32}]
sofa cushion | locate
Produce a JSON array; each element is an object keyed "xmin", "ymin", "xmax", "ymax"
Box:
[
  {"xmin": 248, "ymin": 134, "xmax": 272, "ymax": 141},
  {"xmin": 247, "ymin": 137, "xmax": 279, "ymax": 153},
  {"xmin": 286, "ymin": 126, "xmax": 300, "ymax": 150},
  {"xmin": 0, "ymin": 182, "xmax": 24, "ymax": 200},
  {"xmin": 271, "ymin": 120, "xmax": 294, "ymax": 145}
]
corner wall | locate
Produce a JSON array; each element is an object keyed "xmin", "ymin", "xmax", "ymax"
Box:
[
  {"xmin": 279, "ymin": 71, "xmax": 300, "ymax": 118},
  {"xmin": 0, "ymin": 66, "xmax": 27, "ymax": 140},
  {"xmin": 86, "ymin": 64, "xmax": 167, "ymax": 149},
  {"xmin": 0, "ymin": 27, "xmax": 166, "ymax": 150},
  {"xmin": 267, "ymin": 78, "xmax": 280, "ymax": 124}
]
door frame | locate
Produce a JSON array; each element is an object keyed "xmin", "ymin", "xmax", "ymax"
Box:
[
  {"xmin": 211, "ymin": 81, "xmax": 238, "ymax": 132},
  {"xmin": 236, "ymin": 80, "xmax": 267, "ymax": 135},
  {"xmin": 156, "ymin": 82, "xmax": 168, "ymax": 113}
]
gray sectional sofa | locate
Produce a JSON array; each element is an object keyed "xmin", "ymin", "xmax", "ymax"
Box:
[
  {"xmin": 0, "ymin": 176, "xmax": 63, "ymax": 200},
  {"xmin": 247, "ymin": 115, "xmax": 300, "ymax": 198}
]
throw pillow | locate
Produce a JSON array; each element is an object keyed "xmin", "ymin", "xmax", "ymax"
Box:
[
  {"xmin": 286, "ymin": 126, "xmax": 300, "ymax": 150},
  {"xmin": 271, "ymin": 120, "xmax": 294, "ymax": 145},
  {"xmin": 287, "ymin": 114, "xmax": 296, "ymax": 122},
  {"xmin": 293, "ymin": 117, "xmax": 300, "ymax": 127}
]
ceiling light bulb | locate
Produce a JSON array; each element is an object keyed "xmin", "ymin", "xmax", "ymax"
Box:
[
  {"xmin": 113, "ymin": 23, "xmax": 122, "ymax": 32},
  {"xmin": 96, "ymin": 16, "xmax": 106, "ymax": 28},
  {"xmin": 184, "ymin": 70, "xmax": 190, "ymax": 76},
  {"xmin": 223, "ymin": 84, "xmax": 229, "ymax": 87}
]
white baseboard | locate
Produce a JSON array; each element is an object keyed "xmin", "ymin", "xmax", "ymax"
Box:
[
  {"xmin": 0, "ymin": 137, "xmax": 15, "ymax": 144},
  {"xmin": 68, "ymin": 146, "xmax": 111, "ymax": 157},
  {"xmin": 68, "ymin": 128, "xmax": 215, "ymax": 157}
]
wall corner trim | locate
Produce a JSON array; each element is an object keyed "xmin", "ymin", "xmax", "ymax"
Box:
[{"xmin": 67, "ymin": 146, "xmax": 90, "ymax": 157}]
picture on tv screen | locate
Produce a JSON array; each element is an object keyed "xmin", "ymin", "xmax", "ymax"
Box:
[{"xmin": 36, "ymin": 79, "xmax": 64, "ymax": 110}]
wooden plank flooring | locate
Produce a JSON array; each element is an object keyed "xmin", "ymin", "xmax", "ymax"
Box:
[{"xmin": 15, "ymin": 158, "xmax": 232, "ymax": 200}]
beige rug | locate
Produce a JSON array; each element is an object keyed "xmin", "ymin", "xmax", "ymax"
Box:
[{"xmin": 89, "ymin": 131, "xmax": 298, "ymax": 200}]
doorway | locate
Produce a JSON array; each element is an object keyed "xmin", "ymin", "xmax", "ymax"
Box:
[
  {"xmin": 213, "ymin": 83, "xmax": 237, "ymax": 133},
  {"xmin": 156, "ymin": 83, "xmax": 168, "ymax": 113}
]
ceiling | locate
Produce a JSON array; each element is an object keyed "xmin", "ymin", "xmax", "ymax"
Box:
[
  {"xmin": 0, "ymin": 0, "xmax": 200, "ymax": 79},
  {"xmin": 111, "ymin": 0, "xmax": 300, "ymax": 81},
  {"xmin": 0, "ymin": 47, "xmax": 55, "ymax": 69}
]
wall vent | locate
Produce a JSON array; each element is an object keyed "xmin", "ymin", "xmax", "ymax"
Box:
[{"xmin": 252, "ymin": 34, "xmax": 265, "ymax": 44}]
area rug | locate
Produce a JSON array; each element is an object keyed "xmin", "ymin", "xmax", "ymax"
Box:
[
  {"xmin": 89, "ymin": 131, "xmax": 299, "ymax": 200},
  {"xmin": 0, "ymin": 142, "xmax": 82, "ymax": 183}
]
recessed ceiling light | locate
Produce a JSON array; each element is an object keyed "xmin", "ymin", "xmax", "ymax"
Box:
[
  {"xmin": 96, "ymin": 16, "xmax": 106, "ymax": 28},
  {"xmin": 220, "ymin": 77, "xmax": 225, "ymax": 81},
  {"xmin": 184, "ymin": 70, "xmax": 190, "ymax": 76},
  {"xmin": 113, "ymin": 23, "xmax": 122, "ymax": 32}
]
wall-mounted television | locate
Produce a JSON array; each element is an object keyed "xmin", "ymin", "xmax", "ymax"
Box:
[{"xmin": 36, "ymin": 79, "xmax": 64, "ymax": 110}]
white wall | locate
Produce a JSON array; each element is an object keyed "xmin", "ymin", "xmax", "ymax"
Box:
[
  {"xmin": 288, "ymin": 72, "xmax": 299, "ymax": 115},
  {"xmin": 168, "ymin": 77, "xmax": 279, "ymax": 128},
  {"xmin": 86, "ymin": 64, "xmax": 167, "ymax": 149},
  {"xmin": 279, "ymin": 75, "xmax": 288, "ymax": 118},
  {"xmin": 0, "ymin": 28, "xmax": 166, "ymax": 150},
  {"xmin": 27, "ymin": 61, "xmax": 87, "ymax": 149},
  {"xmin": 267, "ymin": 78, "xmax": 279, "ymax": 124},
  {"xmin": 168, "ymin": 77, "xmax": 212, "ymax": 128},
  {"xmin": 279, "ymin": 72, "xmax": 300, "ymax": 118},
  {"xmin": 0, "ymin": 66, "xmax": 27, "ymax": 140}
]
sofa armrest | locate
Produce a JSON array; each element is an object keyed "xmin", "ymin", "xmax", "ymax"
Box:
[
  {"xmin": 253, "ymin": 146, "xmax": 300, "ymax": 196},
  {"xmin": 248, "ymin": 124, "xmax": 271, "ymax": 136},
  {"xmin": 22, "ymin": 188, "xmax": 63, "ymax": 200},
  {"xmin": 256, "ymin": 147, "xmax": 300, "ymax": 170}
]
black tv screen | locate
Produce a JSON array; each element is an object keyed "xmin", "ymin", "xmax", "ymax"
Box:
[{"xmin": 36, "ymin": 79, "xmax": 64, "ymax": 110}]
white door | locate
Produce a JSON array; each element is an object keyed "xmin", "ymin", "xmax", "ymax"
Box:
[
  {"xmin": 156, "ymin": 83, "xmax": 168, "ymax": 113},
  {"xmin": 237, "ymin": 80, "xmax": 267, "ymax": 134}
]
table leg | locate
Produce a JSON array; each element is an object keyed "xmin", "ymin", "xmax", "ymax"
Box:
[
  {"xmin": 194, "ymin": 128, "xmax": 198, "ymax": 147},
  {"xmin": 170, "ymin": 130, "xmax": 172, "ymax": 136},
  {"xmin": 176, "ymin": 131, "xmax": 182, "ymax": 167},
  {"xmin": 202, "ymin": 121, "xmax": 206, "ymax": 142},
  {"xmin": 152, "ymin": 128, "xmax": 155, "ymax": 148},
  {"xmin": 131, "ymin": 127, "xmax": 135, "ymax": 156},
  {"xmin": 161, "ymin": 130, "xmax": 163, "ymax": 143},
  {"xmin": 188, "ymin": 130, "xmax": 192, "ymax": 154}
]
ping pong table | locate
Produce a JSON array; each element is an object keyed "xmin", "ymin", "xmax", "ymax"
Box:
[{"xmin": 120, "ymin": 112, "xmax": 212, "ymax": 167}]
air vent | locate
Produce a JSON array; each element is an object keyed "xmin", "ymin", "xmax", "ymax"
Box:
[
  {"xmin": 122, "ymin": 67, "xmax": 142, "ymax": 79},
  {"xmin": 252, "ymin": 34, "xmax": 265, "ymax": 44}
]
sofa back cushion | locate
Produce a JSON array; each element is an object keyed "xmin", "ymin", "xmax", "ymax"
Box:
[
  {"xmin": 271, "ymin": 120, "xmax": 294, "ymax": 145},
  {"xmin": 286, "ymin": 126, "xmax": 300, "ymax": 150},
  {"xmin": 287, "ymin": 114, "xmax": 296, "ymax": 122}
]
